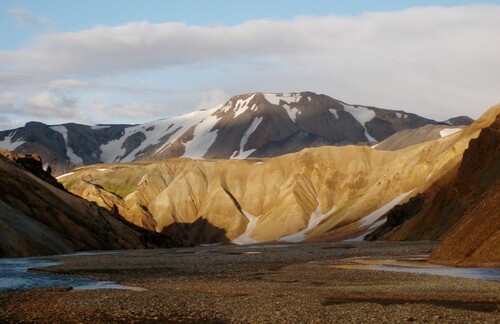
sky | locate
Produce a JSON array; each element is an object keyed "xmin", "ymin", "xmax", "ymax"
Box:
[{"xmin": 1, "ymin": 0, "xmax": 499, "ymax": 130}]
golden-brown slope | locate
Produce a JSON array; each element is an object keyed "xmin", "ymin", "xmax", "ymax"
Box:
[
  {"xmin": 0, "ymin": 151, "xmax": 172, "ymax": 257},
  {"xmin": 374, "ymin": 125, "xmax": 466, "ymax": 151},
  {"xmin": 59, "ymin": 107, "xmax": 499, "ymax": 245},
  {"xmin": 372, "ymin": 105, "xmax": 499, "ymax": 242}
]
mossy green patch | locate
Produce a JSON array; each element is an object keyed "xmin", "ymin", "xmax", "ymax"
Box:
[{"xmin": 103, "ymin": 182, "xmax": 137, "ymax": 198}]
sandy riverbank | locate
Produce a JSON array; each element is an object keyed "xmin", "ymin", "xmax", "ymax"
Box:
[{"xmin": 1, "ymin": 241, "xmax": 499, "ymax": 323}]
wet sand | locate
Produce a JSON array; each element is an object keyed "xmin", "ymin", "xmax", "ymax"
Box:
[{"xmin": 1, "ymin": 241, "xmax": 499, "ymax": 323}]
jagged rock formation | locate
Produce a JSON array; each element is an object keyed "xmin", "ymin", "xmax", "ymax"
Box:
[
  {"xmin": 0, "ymin": 150, "xmax": 172, "ymax": 258},
  {"xmin": 370, "ymin": 105, "xmax": 500, "ymax": 255},
  {"xmin": 0, "ymin": 92, "xmax": 471, "ymax": 175},
  {"xmin": 59, "ymin": 105, "xmax": 493, "ymax": 245}
]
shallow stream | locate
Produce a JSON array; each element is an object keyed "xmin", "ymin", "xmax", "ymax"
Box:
[
  {"xmin": 328, "ymin": 257, "xmax": 500, "ymax": 281},
  {"xmin": 0, "ymin": 253, "xmax": 145, "ymax": 291}
]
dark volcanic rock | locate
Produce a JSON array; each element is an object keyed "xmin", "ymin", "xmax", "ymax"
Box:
[{"xmin": 366, "ymin": 194, "xmax": 424, "ymax": 241}]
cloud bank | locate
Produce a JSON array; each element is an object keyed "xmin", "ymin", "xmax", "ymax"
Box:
[{"xmin": 1, "ymin": 5, "xmax": 499, "ymax": 129}]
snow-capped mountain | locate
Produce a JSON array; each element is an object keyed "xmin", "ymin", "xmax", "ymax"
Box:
[{"xmin": 0, "ymin": 91, "xmax": 472, "ymax": 175}]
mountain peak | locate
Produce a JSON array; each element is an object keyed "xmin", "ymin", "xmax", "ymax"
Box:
[{"xmin": 0, "ymin": 92, "xmax": 476, "ymax": 175}]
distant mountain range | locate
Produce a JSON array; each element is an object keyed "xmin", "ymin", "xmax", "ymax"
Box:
[{"xmin": 0, "ymin": 91, "xmax": 472, "ymax": 175}]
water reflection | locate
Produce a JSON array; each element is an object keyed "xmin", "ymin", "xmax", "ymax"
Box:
[
  {"xmin": 0, "ymin": 257, "xmax": 145, "ymax": 291},
  {"xmin": 328, "ymin": 257, "xmax": 500, "ymax": 281}
]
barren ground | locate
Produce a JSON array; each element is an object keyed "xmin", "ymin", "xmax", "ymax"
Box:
[{"xmin": 1, "ymin": 241, "xmax": 499, "ymax": 323}]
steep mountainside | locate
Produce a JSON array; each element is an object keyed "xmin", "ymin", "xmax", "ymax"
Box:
[
  {"xmin": 0, "ymin": 92, "xmax": 470, "ymax": 175},
  {"xmin": 368, "ymin": 105, "xmax": 500, "ymax": 249},
  {"xmin": 427, "ymin": 113, "xmax": 499, "ymax": 266},
  {"xmin": 59, "ymin": 106, "xmax": 492, "ymax": 245},
  {"xmin": 374, "ymin": 125, "xmax": 465, "ymax": 151},
  {"xmin": 0, "ymin": 150, "xmax": 172, "ymax": 257}
]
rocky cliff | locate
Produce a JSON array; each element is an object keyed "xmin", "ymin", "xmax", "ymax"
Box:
[{"xmin": 428, "ymin": 112, "xmax": 499, "ymax": 266}]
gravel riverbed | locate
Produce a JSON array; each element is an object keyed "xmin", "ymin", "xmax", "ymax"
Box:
[{"xmin": 1, "ymin": 241, "xmax": 499, "ymax": 323}]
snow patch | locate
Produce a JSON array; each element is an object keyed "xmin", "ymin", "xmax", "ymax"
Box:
[
  {"xmin": 282, "ymin": 104, "xmax": 300, "ymax": 122},
  {"xmin": 329, "ymin": 109, "xmax": 339, "ymax": 119},
  {"xmin": 233, "ymin": 94, "xmax": 256, "ymax": 118},
  {"xmin": 182, "ymin": 112, "xmax": 221, "ymax": 159},
  {"xmin": 279, "ymin": 204, "xmax": 336, "ymax": 243},
  {"xmin": 50, "ymin": 126, "xmax": 83, "ymax": 165},
  {"xmin": 231, "ymin": 117, "xmax": 263, "ymax": 159},
  {"xmin": 91, "ymin": 125, "xmax": 110, "ymax": 130},
  {"xmin": 395, "ymin": 113, "xmax": 402, "ymax": 118},
  {"xmin": 342, "ymin": 104, "xmax": 377, "ymax": 142},
  {"xmin": 439, "ymin": 128, "xmax": 462, "ymax": 138},
  {"xmin": 56, "ymin": 172, "xmax": 74, "ymax": 179},
  {"xmin": 0, "ymin": 131, "xmax": 26, "ymax": 151},
  {"xmin": 345, "ymin": 190, "xmax": 414, "ymax": 242},
  {"xmin": 231, "ymin": 210, "xmax": 262, "ymax": 245},
  {"xmin": 99, "ymin": 105, "xmax": 221, "ymax": 163}
]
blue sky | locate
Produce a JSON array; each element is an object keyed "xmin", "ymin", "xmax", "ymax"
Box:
[
  {"xmin": 1, "ymin": 1, "xmax": 499, "ymax": 129},
  {"xmin": 1, "ymin": 0, "xmax": 495, "ymax": 49}
]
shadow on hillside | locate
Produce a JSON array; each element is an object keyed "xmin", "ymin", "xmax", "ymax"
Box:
[{"xmin": 161, "ymin": 218, "xmax": 229, "ymax": 247}]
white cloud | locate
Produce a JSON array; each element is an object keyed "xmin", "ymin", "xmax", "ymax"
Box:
[
  {"xmin": 7, "ymin": 6, "xmax": 53, "ymax": 30},
  {"xmin": 0, "ymin": 116, "xmax": 22, "ymax": 131},
  {"xmin": 91, "ymin": 101, "xmax": 165, "ymax": 121},
  {"xmin": 0, "ymin": 91, "xmax": 18, "ymax": 107},
  {"xmin": 23, "ymin": 91, "xmax": 90, "ymax": 123},
  {"xmin": 0, "ymin": 91, "xmax": 93, "ymax": 130},
  {"xmin": 0, "ymin": 5, "xmax": 499, "ymax": 122},
  {"xmin": 196, "ymin": 89, "xmax": 230, "ymax": 110},
  {"xmin": 48, "ymin": 79, "xmax": 91, "ymax": 90}
]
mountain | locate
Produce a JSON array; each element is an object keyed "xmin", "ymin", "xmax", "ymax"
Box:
[
  {"xmin": 373, "ymin": 125, "xmax": 466, "ymax": 151},
  {"xmin": 0, "ymin": 92, "xmax": 470, "ymax": 175},
  {"xmin": 57, "ymin": 105, "xmax": 494, "ymax": 245},
  {"xmin": 0, "ymin": 150, "xmax": 172, "ymax": 257},
  {"xmin": 374, "ymin": 107, "xmax": 498, "ymax": 267},
  {"xmin": 367, "ymin": 105, "xmax": 499, "ymax": 254}
]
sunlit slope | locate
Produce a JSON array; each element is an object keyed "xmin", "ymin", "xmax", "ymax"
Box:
[
  {"xmin": 60, "ymin": 106, "xmax": 496, "ymax": 244},
  {"xmin": 386, "ymin": 105, "xmax": 498, "ymax": 266},
  {"xmin": 371, "ymin": 104, "xmax": 499, "ymax": 242}
]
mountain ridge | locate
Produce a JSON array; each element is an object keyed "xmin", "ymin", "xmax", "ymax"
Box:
[
  {"xmin": 57, "ymin": 104, "xmax": 494, "ymax": 245},
  {"xmin": 0, "ymin": 91, "xmax": 472, "ymax": 175}
]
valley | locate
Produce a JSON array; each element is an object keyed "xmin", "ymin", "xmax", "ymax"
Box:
[
  {"xmin": 1, "ymin": 2, "xmax": 499, "ymax": 322},
  {"xmin": 0, "ymin": 102, "xmax": 498, "ymax": 323},
  {"xmin": 1, "ymin": 242, "xmax": 499, "ymax": 323}
]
